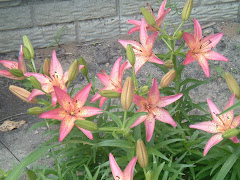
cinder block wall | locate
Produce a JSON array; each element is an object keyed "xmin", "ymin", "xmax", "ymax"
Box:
[{"xmin": 0, "ymin": 0, "xmax": 239, "ymax": 53}]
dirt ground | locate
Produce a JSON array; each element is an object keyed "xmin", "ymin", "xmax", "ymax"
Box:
[{"xmin": 0, "ymin": 21, "xmax": 239, "ymax": 172}]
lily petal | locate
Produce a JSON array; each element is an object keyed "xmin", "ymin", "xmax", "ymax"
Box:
[
  {"xmin": 59, "ymin": 115, "xmax": 75, "ymax": 142},
  {"xmin": 144, "ymin": 113, "xmax": 156, "ymax": 142},
  {"xmin": 140, "ymin": 18, "xmax": 148, "ymax": 47},
  {"xmin": 0, "ymin": 70, "xmax": 22, "ymax": 80},
  {"xmin": 196, "ymin": 53, "xmax": 210, "ymax": 78},
  {"xmin": 18, "ymin": 45, "xmax": 27, "ymax": 73},
  {"xmin": 109, "ymin": 153, "xmax": 124, "ymax": 180},
  {"xmin": 50, "ymin": 50, "xmax": 63, "ymax": 80},
  {"xmin": 28, "ymin": 89, "xmax": 45, "ymax": 101},
  {"xmin": 97, "ymin": 73, "xmax": 112, "ymax": 87},
  {"xmin": 134, "ymin": 55, "xmax": 148, "ymax": 74},
  {"xmin": 118, "ymin": 39, "xmax": 143, "ymax": 53},
  {"xmin": 127, "ymin": 19, "xmax": 141, "ymax": 25},
  {"xmin": 232, "ymin": 115, "xmax": 240, "ymax": 128},
  {"xmin": 51, "ymin": 92, "xmax": 58, "ymax": 107},
  {"xmin": 133, "ymin": 94, "xmax": 147, "ymax": 110},
  {"xmin": 157, "ymin": 0, "xmax": 167, "ymax": 18},
  {"xmin": 207, "ymin": 98, "xmax": 222, "ymax": 125},
  {"xmin": 148, "ymin": 54, "xmax": 164, "ymax": 65},
  {"xmin": 110, "ymin": 57, "xmax": 121, "ymax": 83},
  {"xmin": 203, "ymin": 133, "xmax": 223, "ymax": 156},
  {"xmin": 147, "ymin": 78, "xmax": 160, "ymax": 105},
  {"xmin": 157, "ymin": 93, "xmax": 183, "ymax": 107},
  {"xmin": 146, "ymin": 32, "xmax": 159, "ymax": 50},
  {"xmin": 123, "ymin": 156, "xmax": 137, "ymax": 180},
  {"xmin": 54, "ymin": 86, "xmax": 74, "ymax": 112},
  {"xmin": 153, "ymin": 107, "xmax": 177, "ymax": 127},
  {"xmin": 183, "ymin": 32, "xmax": 196, "ymax": 50},
  {"xmin": 183, "ymin": 51, "xmax": 197, "ymax": 65},
  {"xmin": 204, "ymin": 51, "xmax": 229, "ymax": 61},
  {"xmin": 76, "ymin": 126, "xmax": 93, "ymax": 140},
  {"xmin": 24, "ymin": 72, "xmax": 51, "ymax": 84},
  {"xmin": 0, "ymin": 60, "xmax": 18, "ymax": 69},
  {"xmin": 99, "ymin": 97, "xmax": 108, "ymax": 108},
  {"xmin": 73, "ymin": 83, "xmax": 92, "ymax": 109},
  {"xmin": 193, "ymin": 19, "xmax": 202, "ymax": 41},
  {"xmin": 201, "ymin": 33, "xmax": 223, "ymax": 51},
  {"xmin": 130, "ymin": 114, "xmax": 148, "ymax": 128},
  {"xmin": 221, "ymin": 94, "xmax": 235, "ymax": 124},
  {"xmin": 77, "ymin": 106, "xmax": 102, "ymax": 118},
  {"xmin": 39, "ymin": 108, "xmax": 65, "ymax": 120},
  {"xmin": 156, "ymin": 8, "xmax": 171, "ymax": 27},
  {"xmin": 189, "ymin": 121, "xmax": 219, "ymax": 133},
  {"xmin": 230, "ymin": 136, "xmax": 239, "ymax": 143}
]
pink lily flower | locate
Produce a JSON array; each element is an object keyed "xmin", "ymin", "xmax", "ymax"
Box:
[
  {"xmin": 90, "ymin": 56, "xmax": 129, "ymax": 108},
  {"xmin": 183, "ymin": 18, "xmax": 229, "ymax": 78},
  {"xmin": 131, "ymin": 78, "xmax": 183, "ymax": 142},
  {"xmin": 39, "ymin": 84, "xmax": 103, "ymax": 142},
  {"xmin": 127, "ymin": 0, "xmax": 171, "ymax": 34},
  {"xmin": 119, "ymin": 18, "xmax": 164, "ymax": 74},
  {"xmin": 109, "ymin": 153, "xmax": 137, "ymax": 180},
  {"xmin": 190, "ymin": 94, "xmax": 240, "ymax": 156},
  {"xmin": 25, "ymin": 50, "xmax": 84, "ymax": 107},
  {"xmin": 0, "ymin": 45, "xmax": 27, "ymax": 80}
]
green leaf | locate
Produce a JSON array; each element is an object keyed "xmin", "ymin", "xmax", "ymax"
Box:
[
  {"xmin": 125, "ymin": 111, "xmax": 148, "ymax": 128},
  {"xmin": 94, "ymin": 139, "xmax": 132, "ymax": 149},
  {"xmin": 27, "ymin": 170, "xmax": 37, "ymax": 180},
  {"xmin": 219, "ymin": 101, "xmax": 240, "ymax": 116},
  {"xmin": 84, "ymin": 165, "xmax": 93, "ymax": 179},
  {"xmin": 102, "ymin": 111, "xmax": 122, "ymax": 127},
  {"xmin": 6, "ymin": 145, "xmax": 56, "ymax": 180},
  {"xmin": 153, "ymin": 162, "xmax": 165, "ymax": 180},
  {"xmin": 215, "ymin": 146, "xmax": 240, "ymax": 180},
  {"xmin": 147, "ymin": 147, "xmax": 170, "ymax": 162}
]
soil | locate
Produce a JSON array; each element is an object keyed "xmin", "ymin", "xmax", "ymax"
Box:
[{"xmin": 0, "ymin": 21, "xmax": 239, "ymax": 172}]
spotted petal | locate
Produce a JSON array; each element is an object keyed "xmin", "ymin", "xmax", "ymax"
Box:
[
  {"xmin": 123, "ymin": 156, "xmax": 137, "ymax": 180},
  {"xmin": 130, "ymin": 113, "xmax": 148, "ymax": 128},
  {"xmin": 196, "ymin": 53, "xmax": 210, "ymax": 78},
  {"xmin": 110, "ymin": 57, "xmax": 122, "ymax": 83},
  {"xmin": 183, "ymin": 51, "xmax": 197, "ymax": 65},
  {"xmin": 76, "ymin": 126, "xmax": 93, "ymax": 140},
  {"xmin": 54, "ymin": 86, "xmax": 74, "ymax": 112},
  {"xmin": 133, "ymin": 94, "xmax": 147, "ymax": 110},
  {"xmin": 73, "ymin": 83, "xmax": 92, "ymax": 109},
  {"xmin": 59, "ymin": 115, "xmax": 75, "ymax": 142},
  {"xmin": 0, "ymin": 60, "xmax": 18, "ymax": 69},
  {"xmin": 28, "ymin": 89, "xmax": 45, "ymax": 102},
  {"xmin": 204, "ymin": 51, "xmax": 229, "ymax": 61},
  {"xmin": 140, "ymin": 18, "xmax": 148, "ymax": 47},
  {"xmin": 0, "ymin": 70, "xmax": 22, "ymax": 80},
  {"xmin": 203, "ymin": 133, "xmax": 223, "ymax": 156},
  {"xmin": 24, "ymin": 72, "xmax": 51, "ymax": 84},
  {"xmin": 109, "ymin": 153, "xmax": 124, "ymax": 180},
  {"xmin": 207, "ymin": 98, "xmax": 222, "ymax": 125},
  {"xmin": 153, "ymin": 107, "xmax": 177, "ymax": 127},
  {"xmin": 193, "ymin": 19, "xmax": 202, "ymax": 41},
  {"xmin": 147, "ymin": 78, "xmax": 160, "ymax": 105},
  {"xmin": 39, "ymin": 108, "xmax": 66, "ymax": 120},
  {"xmin": 144, "ymin": 113, "xmax": 156, "ymax": 142},
  {"xmin": 50, "ymin": 50, "xmax": 63, "ymax": 80},
  {"xmin": 77, "ymin": 106, "xmax": 102, "ymax": 118},
  {"xmin": 157, "ymin": 93, "xmax": 183, "ymax": 107},
  {"xmin": 189, "ymin": 121, "xmax": 219, "ymax": 133},
  {"xmin": 232, "ymin": 115, "xmax": 240, "ymax": 128}
]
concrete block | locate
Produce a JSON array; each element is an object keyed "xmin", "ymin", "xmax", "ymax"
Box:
[
  {"xmin": 0, "ymin": 6, "xmax": 32, "ymax": 31},
  {"xmin": 34, "ymin": 0, "xmax": 117, "ymax": 26},
  {"xmin": 201, "ymin": 0, "xmax": 237, "ymax": 5},
  {"xmin": 77, "ymin": 17, "xmax": 119, "ymax": 42},
  {"xmin": 192, "ymin": 2, "xmax": 239, "ymax": 22}
]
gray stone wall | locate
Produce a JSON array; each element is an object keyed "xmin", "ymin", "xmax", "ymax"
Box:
[{"xmin": 0, "ymin": 0, "xmax": 239, "ymax": 53}]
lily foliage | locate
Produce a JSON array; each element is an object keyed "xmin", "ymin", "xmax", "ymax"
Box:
[{"xmin": 1, "ymin": 0, "xmax": 240, "ymax": 180}]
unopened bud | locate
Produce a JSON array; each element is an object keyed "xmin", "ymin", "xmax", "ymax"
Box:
[
  {"xmin": 79, "ymin": 57, "xmax": 88, "ymax": 77},
  {"xmin": 222, "ymin": 128, "xmax": 240, "ymax": 139},
  {"xmin": 68, "ymin": 60, "xmax": 79, "ymax": 82},
  {"xmin": 18, "ymin": 45, "xmax": 27, "ymax": 74},
  {"xmin": 29, "ymin": 76, "xmax": 42, "ymax": 90},
  {"xmin": 127, "ymin": 44, "xmax": 136, "ymax": 66},
  {"xmin": 10, "ymin": 69, "xmax": 24, "ymax": 77},
  {"xmin": 100, "ymin": 90, "xmax": 121, "ymax": 98},
  {"xmin": 175, "ymin": 30, "xmax": 184, "ymax": 40},
  {"xmin": 146, "ymin": 171, "xmax": 153, "ymax": 180},
  {"xmin": 140, "ymin": 86, "xmax": 149, "ymax": 94},
  {"xmin": 22, "ymin": 46, "xmax": 31, "ymax": 61},
  {"xmin": 160, "ymin": 69, "xmax": 176, "ymax": 88},
  {"xmin": 182, "ymin": 0, "xmax": 193, "ymax": 21},
  {"xmin": 121, "ymin": 77, "xmax": 134, "ymax": 110},
  {"xmin": 28, "ymin": 107, "xmax": 43, "ymax": 115},
  {"xmin": 75, "ymin": 120, "xmax": 98, "ymax": 131},
  {"xmin": 225, "ymin": 73, "xmax": 240, "ymax": 99},
  {"xmin": 23, "ymin": 35, "xmax": 34, "ymax": 58},
  {"xmin": 164, "ymin": 60, "xmax": 174, "ymax": 69},
  {"xmin": 43, "ymin": 58, "xmax": 50, "ymax": 76},
  {"xmin": 136, "ymin": 139, "xmax": 148, "ymax": 168},
  {"xmin": 9, "ymin": 85, "xmax": 37, "ymax": 104},
  {"xmin": 140, "ymin": 7, "xmax": 156, "ymax": 26}
]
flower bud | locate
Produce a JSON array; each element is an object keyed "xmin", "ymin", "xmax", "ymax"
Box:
[
  {"xmin": 100, "ymin": 90, "xmax": 121, "ymax": 98},
  {"xmin": 78, "ymin": 57, "xmax": 88, "ymax": 77},
  {"xmin": 18, "ymin": 45, "xmax": 27, "ymax": 74},
  {"xmin": 29, "ymin": 76, "xmax": 42, "ymax": 90},
  {"xmin": 23, "ymin": 35, "xmax": 34, "ymax": 58},
  {"xmin": 175, "ymin": 30, "xmax": 184, "ymax": 40},
  {"xmin": 225, "ymin": 73, "xmax": 240, "ymax": 99},
  {"xmin": 126, "ymin": 44, "xmax": 136, "ymax": 66},
  {"xmin": 164, "ymin": 60, "xmax": 174, "ymax": 69},
  {"xmin": 9, "ymin": 85, "xmax": 38, "ymax": 104},
  {"xmin": 121, "ymin": 77, "xmax": 134, "ymax": 110},
  {"xmin": 140, "ymin": 86, "xmax": 149, "ymax": 94},
  {"xmin": 136, "ymin": 139, "xmax": 148, "ymax": 168},
  {"xmin": 22, "ymin": 46, "xmax": 31, "ymax": 61},
  {"xmin": 140, "ymin": 7, "xmax": 156, "ymax": 26},
  {"xmin": 160, "ymin": 69, "xmax": 176, "ymax": 88},
  {"xmin": 182, "ymin": 0, "xmax": 193, "ymax": 21},
  {"xmin": 28, "ymin": 107, "xmax": 43, "ymax": 115},
  {"xmin": 75, "ymin": 120, "xmax": 98, "ymax": 131},
  {"xmin": 10, "ymin": 69, "xmax": 24, "ymax": 77},
  {"xmin": 42, "ymin": 58, "xmax": 50, "ymax": 76},
  {"xmin": 222, "ymin": 128, "xmax": 240, "ymax": 139},
  {"xmin": 68, "ymin": 60, "xmax": 79, "ymax": 82},
  {"xmin": 146, "ymin": 171, "xmax": 153, "ymax": 180}
]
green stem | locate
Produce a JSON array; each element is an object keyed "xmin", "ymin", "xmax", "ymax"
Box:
[
  {"xmin": 122, "ymin": 109, "xmax": 128, "ymax": 129},
  {"xmin": 86, "ymin": 76, "xmax": 96, "ymax": 94},
  {"xmin": 31, "ymin": 58, "xmax": 37, "ymax": 73},
  {"xmin": 153, "ymin": 24, "xmax": 169, "ymax": 37},
  {"xmin": 132, "ymin": 66, "xmax": 138, "ymax": 92},
  {"xmin": 173, "ymin": 20, "xmax": 185, "ymax": 38},
  {"xmin": 143, "ymin": 168, "xmax": 147, "ymax": 179}
]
